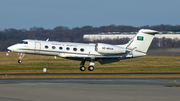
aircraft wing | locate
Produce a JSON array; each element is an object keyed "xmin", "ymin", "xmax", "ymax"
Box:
[{"xmin": 60, "ymin": 53, "xmax": 124, "ymax": 65}]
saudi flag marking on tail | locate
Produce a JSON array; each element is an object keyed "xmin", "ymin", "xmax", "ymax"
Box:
[{"xmin": 137, "ymin": 36, "xmax": 144, "ymax": 41}]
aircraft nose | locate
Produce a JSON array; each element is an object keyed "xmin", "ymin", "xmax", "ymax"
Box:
[
  {"xmin": 7, "ymin": 46, "xmax": 11, "ymax": 50},
  {"xmin": 7, "ymin": 46, "xmax": 14, "ymax": 51}
]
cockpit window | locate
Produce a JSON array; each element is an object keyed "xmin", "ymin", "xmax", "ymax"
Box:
[
  {"xmin": 18, "ymin": 41, "xmax": 28, "ymax": 44},
  {"xmin": 24, "ymin": 42, "xmax": 28, "ymax": 44},
  {"xmin": 18, "ymin": 41, "xmax": 24, "ymax": 44}
]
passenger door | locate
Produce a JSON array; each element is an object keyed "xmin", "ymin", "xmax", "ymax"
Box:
[{"xmin": 35, "ymin": 42, "xmax": 41, "ymax": 53}]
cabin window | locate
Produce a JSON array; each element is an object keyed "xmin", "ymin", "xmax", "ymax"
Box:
[
  {"xmin": 59, "ymin": 47, "xmax": 63, "ymax": 50},
  {"xmin": 52, "ymin": 46, "xmax": 56, "ymax": 49},
  {"xmin": 80, "ymin": 48, "xmax": 84, "ymax": 52},
  {"xmin": 66, "ymin": 47, "xmax": 70, "ymax": 50},
  {"xmin": 45, "ymin": 45, "xmax": 48, "ymax": 49},
  {"xmin": 73, "ymin": 48, "xmax": 77, "ymax": 51}
]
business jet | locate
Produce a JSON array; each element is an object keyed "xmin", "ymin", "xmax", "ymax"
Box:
[{"xmin": 7, "ymin": 29, "xmax": 158, "ymax": 71}]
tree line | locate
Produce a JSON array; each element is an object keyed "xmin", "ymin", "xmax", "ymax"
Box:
[{"xmin": 1, "ymin": 24, "xmax": 180, "ymax": 51}]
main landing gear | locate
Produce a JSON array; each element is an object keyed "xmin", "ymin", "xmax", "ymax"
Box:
[
  {"xmin": 18, "ymin": 53, "xmax": 25, "ymax": 63},
  {"xmin": 80, "ymin": 65, "xmax": 94, "ymax": 71},
  {"xmin": 80, "ymin": 60, "xmax": 95, "ymax": 71}
]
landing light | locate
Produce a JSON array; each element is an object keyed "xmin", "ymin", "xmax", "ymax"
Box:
[
  {"xmin": 43, "ymin": 68, "xmax": 47, "ymax": 73},
  {"xmin": 6, "ymin": 53, "xmax": 9, "ymax": 56},
  {"xmin": 6, "ymin": 51, "xmax": 11, "ymax": 56}
]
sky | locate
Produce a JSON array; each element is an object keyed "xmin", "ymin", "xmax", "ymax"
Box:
[{"xmin": 0, "ymin": 0, "xmax": 180, "ymax": 30}]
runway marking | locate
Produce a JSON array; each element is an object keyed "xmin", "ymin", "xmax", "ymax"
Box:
[{"xmin": 1, "ymin": 73, "xmax": 180, "ymax": 79}]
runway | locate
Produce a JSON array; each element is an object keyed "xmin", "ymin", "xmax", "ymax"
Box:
[
  {"xmin": 0, "ymin": 78, "xmax": 180, "ymax": 101},
  {"xmin": 1, "ymin": 73, "xmax": 180, "ymax": 76}
]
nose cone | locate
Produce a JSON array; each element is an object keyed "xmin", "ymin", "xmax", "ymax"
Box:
[
  {"xmin": 7, "ymin": 46, "xmax": 12, "ymax": 50},
  {"xmin": 7, "ymin": 45, "xmax": 15, "ymax": 51}
]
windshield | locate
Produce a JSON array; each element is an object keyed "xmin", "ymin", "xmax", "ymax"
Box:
[{"xmin": 18, "ymin": 41, "xmax": 28, "ymax": 44}]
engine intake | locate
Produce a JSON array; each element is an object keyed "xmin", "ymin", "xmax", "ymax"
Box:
[{"xmin": 95, "ymin": 43, "xmax": 126, "ymax": 54}]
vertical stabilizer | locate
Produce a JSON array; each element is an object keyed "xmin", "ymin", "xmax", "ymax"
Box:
[{"xmin": 126, "ymin": 29, "xmax": 158, "ymax": 53}]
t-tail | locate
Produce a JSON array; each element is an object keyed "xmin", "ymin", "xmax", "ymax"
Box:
[{"xmin": 124, "ymin": 29, "xmax": 158, "ymax": 57}]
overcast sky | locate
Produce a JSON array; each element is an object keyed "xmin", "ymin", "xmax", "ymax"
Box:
[{"xmin": 0, "ymin": 0, "xmax": 180, "ymax": 30}]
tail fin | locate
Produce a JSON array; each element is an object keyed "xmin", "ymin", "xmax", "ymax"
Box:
[{"xmin": 126, "ymin": 29, "xmax": 158, "ymax": 53}]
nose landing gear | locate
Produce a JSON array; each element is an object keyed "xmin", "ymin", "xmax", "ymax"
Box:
[{"xmin": 18, "ymin": 53, "xmax": 25, "ymax": 63}]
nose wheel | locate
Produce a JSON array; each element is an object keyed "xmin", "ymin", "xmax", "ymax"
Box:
[{"xmin": 18, "ymin": 60, "xmax": 22, "ymax": 63}]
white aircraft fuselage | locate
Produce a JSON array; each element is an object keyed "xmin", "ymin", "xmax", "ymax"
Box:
[{"xmin": 7, "ymin": 29, "xmax": 158, "ymax": 71}]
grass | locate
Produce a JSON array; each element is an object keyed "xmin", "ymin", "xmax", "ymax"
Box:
[
  {"xmin": 1, "ymin": 52, "xmax": 180, "ymax": 78},
  {"xmin": 1, "ymin": 52, "xmax": 180, "ymax": 74}
]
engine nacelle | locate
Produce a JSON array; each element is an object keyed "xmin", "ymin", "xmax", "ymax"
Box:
[{"xmin": 95, "ymin": 43, "xmax": 126, "ymax": 54}]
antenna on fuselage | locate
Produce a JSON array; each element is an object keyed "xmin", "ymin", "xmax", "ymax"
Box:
[{"xmin": 46, "ymin": 38, "xmax": 49, "ymax": 41}]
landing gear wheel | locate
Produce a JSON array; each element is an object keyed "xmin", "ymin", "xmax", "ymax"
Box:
[
  {"xmin": 18, "ymin": 60, "xmax": 22, "ymax": 63},
  {"xmin": 80, "ymin": 66, "xmax": 86, "ymax": 71},
  {"xmin": 88, "ymin": 66, "xmax": 94, "ymax": 71}
]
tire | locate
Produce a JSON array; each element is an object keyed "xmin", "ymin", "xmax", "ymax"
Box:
[
  {"xmin": 80, "ymin": 66, "xmax": 86, "ymax": 71},
  {"xmin": 88, "ymin": 66, "xmax": 94, "ymax": 71},
  {"xmin": 18, "ymin": 60, "xmax": 22, "ymax": 63}
]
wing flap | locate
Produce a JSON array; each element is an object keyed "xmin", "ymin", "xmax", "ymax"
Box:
[{"xmin": 98, "ymin": 58, "xmax": 119, "ymax": 65}]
